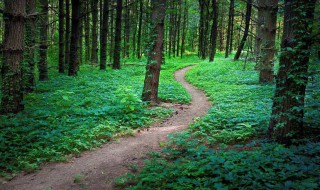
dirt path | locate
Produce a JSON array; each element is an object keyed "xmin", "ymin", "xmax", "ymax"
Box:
[{"xmin": 1, "ymin": 66, "xmax": 211, "ymax": 190}]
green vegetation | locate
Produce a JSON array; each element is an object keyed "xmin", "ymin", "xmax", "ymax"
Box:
[
  {"xmin": 118, "ymin": 54, "xmax": 320, "ymax": 190},
  {"xmin": 0, "ymin": 57, "xmax": 195, "ymax": 178}
]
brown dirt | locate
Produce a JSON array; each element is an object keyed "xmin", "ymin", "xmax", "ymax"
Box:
[{"xmin": 1, "ymin": 66, "xmax": 211, "ymax": 190}]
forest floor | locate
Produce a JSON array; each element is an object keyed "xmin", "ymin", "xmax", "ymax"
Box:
[{"xmin": 1, "ymin": 66, "xmax": 211, "ymax": 190}]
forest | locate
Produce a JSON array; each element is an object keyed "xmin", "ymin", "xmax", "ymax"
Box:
[{"xmin": 0, "ymin": 0, "xmax": 320, "ymax": 189}]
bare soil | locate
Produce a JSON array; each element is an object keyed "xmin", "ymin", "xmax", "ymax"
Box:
[{"xmin": 1, "ymin": 66, "xmax": 211, "ymax": 190}]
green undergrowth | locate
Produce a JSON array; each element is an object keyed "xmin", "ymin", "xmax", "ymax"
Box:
[
  {"xmin": 121, "ymin": 139, "xmax": 320, "ymax": 190},
  {"xmin": 186, "ymin": 58, "xmax": 273, "ymax": 144},
  {"xmin": 0, "ymin": 56, "xmax": 195, "ymax": 178},
  {"xmin": 117, "ymin": 54, "xmax": 320, "ymax": 189}
]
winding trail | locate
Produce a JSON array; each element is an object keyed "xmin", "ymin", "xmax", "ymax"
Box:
[{"xmin": 1, "ymin": 66, "xmax": 211, "ymax": 190}]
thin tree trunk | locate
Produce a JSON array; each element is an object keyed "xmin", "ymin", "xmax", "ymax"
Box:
[
  {"xmin": 1, "ymin": 0, "xmax": 26, "ymax": 114},
  {"xmin": 25, "ymin": 0, "xmax": 36, "ymax": 92},
  {"xmin": 137, "ymin": 0, "xmax": 143, "ymax": 59},
  {"xmin": 39, "ymin": 0, "xmax": 49, "ymax": 81},
  {"xmin": 123, "ymin": 0, "xmax": 130, "ymax": 58},
  {"xmin": 176, "ymin": 0, "xmax": 182, "ymax": 57},
  {"xmin": 142, "ymin": 0, "xmax": 166, "ymax": 103},
  {"xmin": 68, "ymin": 0, "xmax": 81, "ymax": 76},
  {"xmin": 84, "ymin": 1, "xmax": 90, "ymax": 62},
  {"xmin": 234, "ymin": 0, "xmax": 252, "ymax": 61},
  {"xmin": 109, "ymin": 7, "xmax": 114, "ymax": 62},
  {"xmin": 269, "ymin": 0, "xmax": 316, "ymax": 145},
  {"xmin": 180, "ymin": 0, "xmax": 188, "ymax": 58},
  {"xmin": 113, "ymin": 0, "xmax": 123, "ymax": 69},
  {"xmin": 91, "ymin": 0, "xmax": 98, "ymax": 65},
  {"xmin": 229, "ymin": 0, "xmax": 234, "ymax": 53},
  {"xmin": 58, "ymin": 0, "xmax": 65, "ymax": 73},
  {"xmin": 65, "ymin": 0, "xmax": 71, "ymax": 68},
  {"xmin": 225, "ymin": 0, "xmax": 233, "ymax": 58},
  {"xmin": 100, "ymin": 0, "xmax": 109, "ymax": 70},
  {"xmin": 209, "ymin": 0, "xmax": 218, "ymax": 62}
]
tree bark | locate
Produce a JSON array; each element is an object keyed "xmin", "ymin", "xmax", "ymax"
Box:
[
  {"xmin": 91, "ymin": 0, "xmax": 98, "ymax": 65},
  {"xmin": 1, "ymin": 0, "xmax": 26, "ymax": 114},
  {"xmin": 58, "ymin": 0, "xmax": 65, "ymax": 73},
  {"xmin": 268, "ymin": 0, "xmax": 316, "ymax": 145},
  {"xmin": 65, "ymin": 0, "xmax": 71, "ymax": 67},
  {"xmin": 234, "ymin": 0, "xmax": 252, "ymax": 61},
  {"xmin": 123, "ymin": 0, "xmax": 130, "ymax": 58},
  {"xmin": 113, "ymin": 0, "xmax": 123, "ymax": 69},
  {"xmin": 84, "ymin": 0, "xmax": 90, "ymax": 62},
  {"xmin": 229, "ymin": 0, "xmax": 234, "ymax": 53},
  {"xmin": 68, "ymin": 0, "xmax": 81, "ymax": 76},
  {"xmin": 137, "ymin": 0, "xmax": 143, "ymax": 59},
  {"xmin": 142, "ymin": 0, "xmax": 166, "ymax": 103},
  {"xmin": 180, "ymin": 0, "xmax": 188, "ymax": 58},
  {"xmin": 25, "ymin": 0, "xmax": 36, "ymax": 92},
  {"xmin": 209, "ymin": 0, "xmax": 218, "ymax": 62},
  {"xmin": 39, "ymin": 0, "xmax": 49, "ymax": 81},
  {"xmin": 100, "ymin": 0, "xmax": 109, "ymax": 70},
  {"xmin": 257, "ymin": 0, "xmax": 278, "ymax": 83}
]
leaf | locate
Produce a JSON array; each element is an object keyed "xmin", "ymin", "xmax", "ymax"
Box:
[{"xmin": 62, "ymin": 95, "xmax": 69, "ymax": 101}]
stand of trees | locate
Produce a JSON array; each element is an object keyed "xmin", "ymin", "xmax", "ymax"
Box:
[{"xmin": 0, "ymin": 0, "xmax": 319, "ymax": 145}]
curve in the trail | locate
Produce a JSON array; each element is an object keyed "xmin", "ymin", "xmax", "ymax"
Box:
[{"xmin": 1, "ymin": 66, "xmax": 211, "ymax": 190}]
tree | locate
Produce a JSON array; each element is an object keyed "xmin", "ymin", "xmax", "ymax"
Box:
[
  {"xmin": 234, "ymin": 0, "xmax": 252, "ymax": 61},
  {"xmin": 209, "ymin": 0, "xmax": 218, "ymax": 62},
  {"xmin": 100, "ymin": 0, "xmax": 110, "ymax": 70},
  {"xmin": 1, "ymin": 0, "xmax": 26, "ymax": 114},
  {"xmin": 65, "ymin": 0, "xmax": 71, "ymax": 67},
  {"xmin": 137, "ymin": 0, "xmax": 143, "ymax": 59},
  {"xmin": 268, "ymin": 0, "xmax": 317, "ymax": 145},
  {"xmin": 39, "ymin": 0, "xmax": 49, "ymax": 81},
  {"xmin": 68, "ymin": 0, "xmax": 81, "ymax": 76},
  {"xmin": 91, "ymin": 0, "xmax": 98, "ymax": 65},
  {"xmin": 142, "ymin": 0, "xmax": 166, "ymax": 103},
  {"xmin": 257, "ymin": 0, "xmax": 278, "ymax": 83},
  {"xmin": 58, "ymin": 0, "xmax": 65, "ymax": 73},
  {"xmin": 113, "ymin": 0, "xmax": 123, "ymax": 69},
  {"xmin": 225, "ymin": 0, "xmax": 234, "ymax": 58},
  {"xmin": 24, "ymin": 0, "xmax": 36, "ymax": 92}
]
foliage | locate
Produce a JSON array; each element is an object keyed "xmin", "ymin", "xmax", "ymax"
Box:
[
  {"xmin": 0, "ymin": 56, "xmax": 194, "ymax": 177},
  {"xmin": 186, "ymin": 56, "xmax": 273, "ymax": 144},
  {"xmin": 122, "ymin": 54, "xmax": 320, "ymax": 189},
  {"xmin": 123, "ymin": 140, "xmax": 320, "ymax": 190}
]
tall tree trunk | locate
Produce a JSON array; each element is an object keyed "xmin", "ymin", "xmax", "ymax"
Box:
[
  {"xmin": 180, "ymin": 0, "xmax": 188, "ymax": 58},
  {"xmin": 258, "ymin": 0, "xmax": 278, "ymax": 83},
  {"xmin": 229, "ymin": 0, "xmax": 234, "ymax": 53},
  {"xmin": 1, "ymin": 0, "xmax": 26, "ymax": 114},
  {"xmin": 58, "ymin": 0, "xmax": 65, "ymax": 73},
  {"xmin": 100, "ymin": 0, "xmax": 109, "ymax": 70},
  {"xmin": 209, "ymin": 0, "xmax": 218, "ymax": 62},
  {"xmin": 137, "ymin": 0, "xmax": 143, "ymax": 59},
  {"xmin": 198, "ymin": 0, "xmax": 205, "ymax": 58},
  {"xmin": 39, "ymin": 0, "xmax": 49, "ymax": 81},
  {"xmin": 269, "ymin": 0, "xmax": 316, "ymax": 145},
  {"xmin": 123, "ymin": 0, "xmax": 130, "ymax": 58},
  {"xmin": 176, "ymin": 0, "xmax": 182, "ymax": 57},
  {"xmin": 25, "ymin": 0, "xmax": 36, "ymax": 92},
  {"xmin": 142, "ymin": 0, "xmax": 166, "ymax": 103},
  {"xmin": 68, "ymin": 0, "xmax": 81, "ymax": 76},
  {"xmin": 218, "ymin": 1, "xmax": 225, "ymax": 52},
  {"xmin": 65, "ymin": 0, "xmax": 71, "ymax": 68},
  {"xmin": 91, "ymin": 0, "xmax": 98, "ymax": 65},
  {"xmin": 113, "ymin": 0, "xmax": 123, "ymax": 69},
  {"xmin": 234, "ymin": 0, "xmax": 252, "ymax": 61},
  {"xmin": 225, "ymin": 0, "xmax": 234, "ymax": 58},
  {"xmin": 109, "ymin": 7, "xmax": 114, "ymax": 62},
  {"xmin": 84, "ymin": 0, "xmax": 90, "ymax": 62}
]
